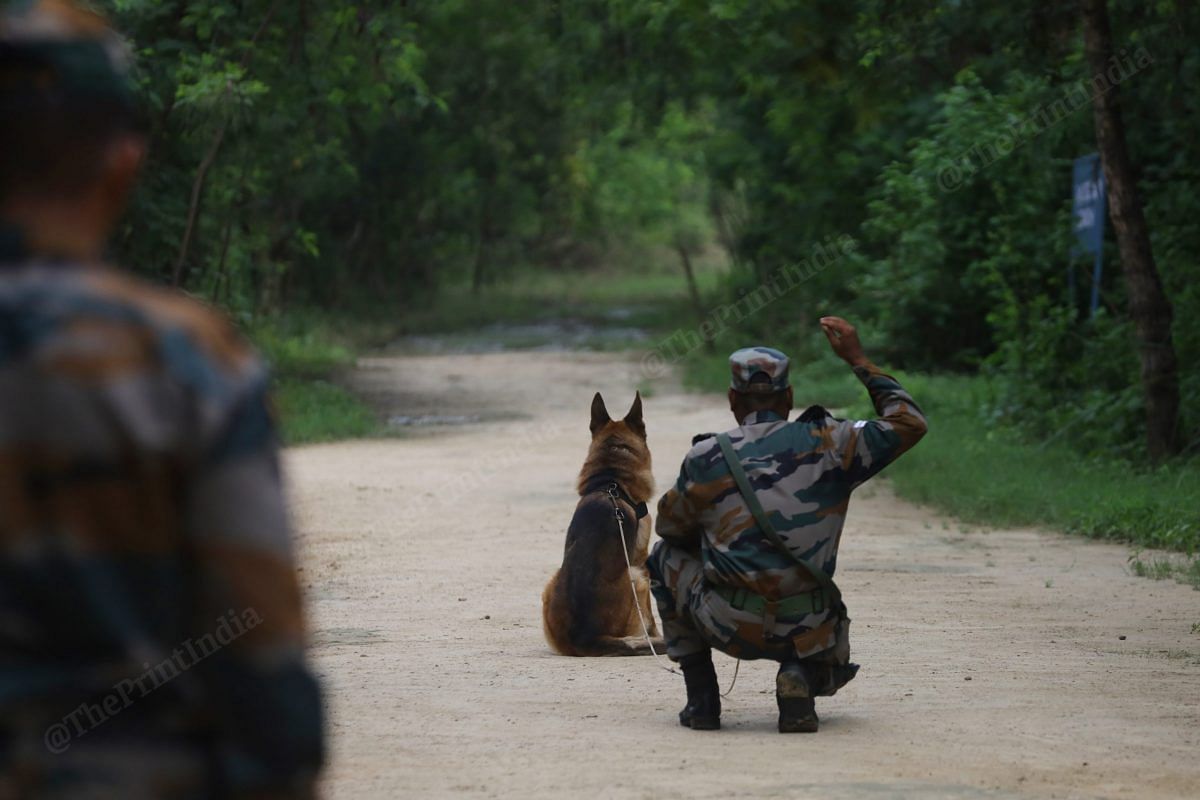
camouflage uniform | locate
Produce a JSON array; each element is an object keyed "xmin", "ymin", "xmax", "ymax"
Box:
[
  {"xmin": 647, "ymin": 348, "xmax": 927, "ymax": 693},
  {"xmin": 0, "ymin": 249, "xmax": 324, "ymax": 799},
  {"xmin": 0, "ymin": 5, "xmax": 322, "ymax": 797}
]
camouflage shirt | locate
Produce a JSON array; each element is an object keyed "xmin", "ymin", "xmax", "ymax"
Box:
[
  {"xmin": 0, "ymin": 255, "xmax": 323, "ymax": 796},
  {"xmin": 656, "ymin": 362, "xmax": 928, "ymax": 601}
]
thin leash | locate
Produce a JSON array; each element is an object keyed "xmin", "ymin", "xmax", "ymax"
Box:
[
  {"xmin": 606, "ymin": 484, "xmax": 741, "ymax": 695},
  {"xmin": 606, "ymin": 484, "xmax": 678, "ymax": 676},
  {"xmin": 723, "ymin": 659, "xmax": 740, "ymax": 698}
]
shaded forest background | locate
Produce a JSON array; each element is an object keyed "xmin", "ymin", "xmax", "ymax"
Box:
[{"xmin": 101, "ymin": 3, "xmax": 1197, "ymax": 478}]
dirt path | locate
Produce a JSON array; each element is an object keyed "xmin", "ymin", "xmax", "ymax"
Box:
[{"xmin": 287, "ymin": 348, "xmax": 1200, "ymax": 800}]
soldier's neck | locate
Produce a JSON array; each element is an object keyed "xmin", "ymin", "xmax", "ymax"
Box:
[{"xmin": 1, "ymin": 198, "xmax": 111, "ymax": 262}]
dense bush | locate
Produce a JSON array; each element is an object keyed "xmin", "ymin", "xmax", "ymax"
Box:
[
  {"xmin": 101, "ymin": 1, "xmax": 1198, "ymax": 464},
  {"xmin": 635, "ymin": 0, "xmax": 1199, "ymax": 464}
]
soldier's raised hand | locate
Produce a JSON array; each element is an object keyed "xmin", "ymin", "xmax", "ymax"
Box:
[{"xmin": 820, "ymin": 316, "xmax": 869, "ymax": 367}]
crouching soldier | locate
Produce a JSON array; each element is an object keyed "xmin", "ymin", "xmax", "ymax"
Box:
[{"xmin": 647, "ymin": 317, "xmax": 927, "ymax": 733}]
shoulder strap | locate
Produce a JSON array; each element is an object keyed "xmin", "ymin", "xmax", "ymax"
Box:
[{"xmin": 715, "ymin": 433, "xmax": 842, "ymax": 605}]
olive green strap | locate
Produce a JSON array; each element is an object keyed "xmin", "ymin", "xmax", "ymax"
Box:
[{"xmin": 715, "ymin": 433, "xmax": 842, "ymax": 606}]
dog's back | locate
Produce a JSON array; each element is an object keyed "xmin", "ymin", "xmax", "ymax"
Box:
[{"xmin": 543, "ymin": 496, "xmax": 643, "ymax": 656}]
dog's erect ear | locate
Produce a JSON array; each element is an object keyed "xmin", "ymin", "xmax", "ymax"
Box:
[
  {"xmin": 590, "ymin": 392, "xmax": 612, "ymax": 434},
  {"xmin": 623, "ymin": 391, "xmax": 646, "ymax": 437}
]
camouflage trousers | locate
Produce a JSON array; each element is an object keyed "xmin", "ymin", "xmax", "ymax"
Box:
[{"xmin": 647, "ymin": 539, "xmax": 855, "ymax": 695}]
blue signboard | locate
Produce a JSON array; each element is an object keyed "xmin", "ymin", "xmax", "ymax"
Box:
[{"xmin": 1071, "ymin": 153, "xmax": 1106, "ymax": 317}]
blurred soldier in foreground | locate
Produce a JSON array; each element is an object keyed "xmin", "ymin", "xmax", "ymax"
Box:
[
  {"xmin": 0, "ymin": 1, "xmax": 323, "ymax": 796},
  {"xmin": 648, "ymin": 318, "xmax": 927, "ymax": 733}
]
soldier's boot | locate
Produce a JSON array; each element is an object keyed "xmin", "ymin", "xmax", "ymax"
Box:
[
  {"xmin": 776, "ymin": 661, "xmax": 819, "ymax": 733},
  {"xmin": 677, "ymin": 651, "xmax": 721, "ymax": 730}
]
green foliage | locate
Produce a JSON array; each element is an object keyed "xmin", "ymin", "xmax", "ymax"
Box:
[
  {"xmin": 102, "ymin": 0, "xmax": 732, "ymax": 313},
  {"xmin": 94, "ymin": 0, "xmax": 1199, "ymax": 473},
  {"xmin": 885, "ymin": 374, "xmax": 1200, "ymax": 555},
  {"xmin": 249, "ymin": 311, "xmax": 389, "ymax": 377},
  {"xmin": 1128, "ymin": 554, "xmax": 1200, "ymax": 590},
  {"xmin": 272, "ymin": 377, "xmax": 377, "ymax": 446},
  {"xmin": 575, "ymin": 101, "xmax": 716, "ymax": 253},
  {"xmin": 248, "ymin": 312, "xmax": 390, "ymax": 445},
  {"xmin": 853, "ymin": 69, "xmax": 1087, "ymax": 370},
  {"xmin": 642, "ymin": 0, "xmax": 1199, "ymax": 465}
]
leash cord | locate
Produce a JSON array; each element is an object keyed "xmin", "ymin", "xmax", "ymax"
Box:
[
  {"xmin": 722, "ymin": 658, "xmax": 740, "ymax": 697},
  {"xmin": 607, "ymin": 483, "xmax": 740, "ymax": 694},
  {"xmin": 607, "ymin": 486, "xmax": 679, "ymax": 676}
]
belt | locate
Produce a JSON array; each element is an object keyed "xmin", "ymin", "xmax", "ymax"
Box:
[{"xmin": 714, "ymin": 584, "xmax": 828, "ymax": 618}]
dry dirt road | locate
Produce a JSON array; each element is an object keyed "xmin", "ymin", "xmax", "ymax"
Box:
[{"xmin": 286, "ymin": 346, "xmax": 1200, "ymax": 800}]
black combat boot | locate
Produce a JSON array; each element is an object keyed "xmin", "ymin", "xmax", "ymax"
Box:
[
  {"xmin": 677, "ymin": 651, "xmax": 721, "ymax": 730},
  {"xmin": 776, "ymin": 661, "xmax": 819, "ymax": 733}
]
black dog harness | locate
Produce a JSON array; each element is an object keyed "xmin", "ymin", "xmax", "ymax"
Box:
[{"xmin": 584, "ymin": 469, "xmax": 648, "ymax": 520}]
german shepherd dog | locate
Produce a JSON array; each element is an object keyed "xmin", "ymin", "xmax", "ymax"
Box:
[{"xmin": 541, "ymin": 392, "xmax": 664, "ymax": 656}]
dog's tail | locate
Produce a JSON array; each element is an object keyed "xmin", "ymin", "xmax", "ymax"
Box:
[
  {"xmin": 564, "ymin": 576, "xmax": 660, "ymax": 657},
  {"xmin": 544, "ymin": 567, "xmax": 613, "ymax": 657},
  {"xmin": 565, "ymin": 575, "xmax": 601, "ymax": 654},
  {"xmin": 569, "ymin": 567, "xmax": 666, "ymax": 656}
]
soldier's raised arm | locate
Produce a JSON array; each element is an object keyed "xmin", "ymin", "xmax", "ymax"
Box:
[{"xmin": 820, "ymin": 317, "xmax": 928, "ymax": 489}]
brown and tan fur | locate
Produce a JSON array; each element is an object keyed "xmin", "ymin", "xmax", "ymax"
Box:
[{"xmin": 541, "ymin": 392, "xmax": 664, "ymax": 656}]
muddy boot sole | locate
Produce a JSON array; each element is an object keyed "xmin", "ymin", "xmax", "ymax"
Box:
[
  {"xmin": 776, "ymin": 667, "xmax": 810, "ymax": 699},
  {"xmin": 777, "ymin": 664, "xmax": 818, "ymax": 733}
]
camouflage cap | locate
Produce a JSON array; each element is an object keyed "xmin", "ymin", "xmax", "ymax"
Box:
[
  {"xmin": 0, "ymin": 0, "xmax": 136, "ymax": 111},
  {"xmin": 729, "ymin": 346, "xmax": 790, "ymax": 394}
]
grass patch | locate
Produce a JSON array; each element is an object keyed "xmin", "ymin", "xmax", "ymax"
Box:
[
  {"xmin": 882, "ymin": 373, "xmax": 1200, "ymax": 563},
  {"xmin": 248, "ymin": 309, "xmax": 394, "ymax": 376},
  {"xmin": 247, "ymin": 310, "xmax": 394, "ymax": 445},
  {"xmin": 272, "ymin": 376, "xmax": 378, "ymax": 445},
  {"xmin": 1127, "ymin": 552, "xmax": 1197, "ymax": 585}
]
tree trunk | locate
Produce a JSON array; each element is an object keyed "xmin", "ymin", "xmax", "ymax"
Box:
[
  {"xmin": 215, "ymin": 211, "xmax": 235, "ymax": 306},
  {"xmin": 1081, "ymin": 0, "xmax": 1182, "ymax": 461},
  {"xmin": 708, "ymin": 190, "xmax": 741, "ymax": 270},
  {"xmin": 472, "ymin": 199, "xmax": 491, "ymax": 295},
  {"xmin": 171, "ymin": 113, "xmax": 228, "ymax": 289},
  {"xmin": 171, "ymin": 4, "xmax": 282, "ymax": 290},
  {"xmin": 471, "ymin": 236, "xmax": 488, "ymax": 294},
  {"xmin": 675, "ymin": 239, "xmax": 715, "ymax": 354}
]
